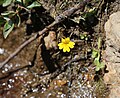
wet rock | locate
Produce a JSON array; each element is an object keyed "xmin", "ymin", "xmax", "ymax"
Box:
[{"xmin": 104, "ymin": 11, "xmax": 120, "ymax": 98}]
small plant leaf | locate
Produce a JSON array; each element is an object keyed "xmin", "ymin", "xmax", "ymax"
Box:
[
  {"xmin": 16, "ymin": 14, "xmax": 21, "ymax": 27},
  {"xmin": 94, "ymin": 58, "xmax": 99, "ymax": 66},
  {"xmin": 94, "ymin": 57, "xmax": 105, "ymax": 71},
  {"xmin": 99, "ymin": 62, "xmax": 105, "ymax": 69},
  {"xmin": 80, "ymin": 34, "xmax": 85, "ymax": 40},
  {"xmin": 1, "ymin": 11, "xmax": 15, "ymax": 16},
  {"xmin": 92, "ymin": 49, "xmax": 98, "ymax": 58},
  {"xmin": 0, "ymin": 0, "xmax": 4, "ymax": 5},
  {"xmin": 3, "ymin": 17, "xmax": 10, "ymax": 21},
  {"xmin": 95, "ymin": 65, "xmax": 100, "ymax": 71},
  {"xmin": 3, "ymin": 0, "xmax": 13, "ymax": 7},
  {"xmin": 27, "ymin": 1, "xmax": 41, "ymax": 9},
  {"xmin": 16, "ymin": 0, "xmax": 22, "ymax": 2},
  {"xmin": 92, "ymin": 37, "xmax": 104, "ymax": 71},
  {"xmin": 3, "ymin": 20, "xmax": 14, "ymax": 39},
  {"xmin": 95, "ymin": 62, "xmax": 105, "ymax": 71}
]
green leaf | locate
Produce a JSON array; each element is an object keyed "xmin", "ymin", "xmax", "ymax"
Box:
[
  {"xmin": 95, "ymin": 65, "xmax": 100, "ymax": 71},
  {"xmin": 16, "ymin": 14, "xmax": 21, "ymax": 27},
  {"xmin": 3, "ymin": 17, "xmax": 10, "ymax": 21},
  {"xmin": 99, "ymin": 62, "xmax": 105, "ymax": 69},
  {"xmin": 80, "ymin": 34, "xmax": 85, "ymax": 40},
  {"xmin": 94, "ymin": 60, "xmax": 101, "ymax": 71},
  {"xmin": 94, "ymin": 57, "xmax": 105, "ymax": 71},
  {"xmin": 3, "ymin": 20, "xmax": 14, "ymax": 39},
  {"xmin": 27, "ymin": 1, "xmax": 41, "ymax": 9},
  {"xmin": 1, "ymin": 11, "xmax": 15, "ymax": 16},
  {"xmin": 92, "ymin": 49, "xmax": 98, "ymax": 58},
  {"xmin": 94, "ymin": 59, "xmax": 99, "ymax": 66},
  {"xmin": 15, "ymin": 0, "xmax": 22, "ymax": 2},
  {"xmin": 95, "ymin": 62, "xmax": 105, "ymax": 71},
  {"xmin": 0, "ymin": 0, "xmax": 4, "ymax": 5},
  {"xmin": 3, "ymin": 0, "xmax": 13, "ymax": 7}
]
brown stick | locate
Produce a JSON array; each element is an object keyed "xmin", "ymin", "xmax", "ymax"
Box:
[
  {"xmin": 50, "ymin": 55, "xmax": 85, "ymax": 79},
  {"xmin": 0, "ymin": 0, "xmax": 92, "ymax": 68}
]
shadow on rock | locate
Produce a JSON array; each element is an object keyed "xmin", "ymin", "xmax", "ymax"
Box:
[{"xmin": 41, "ymin": 38, "xmax": 58, "ymax": 73}]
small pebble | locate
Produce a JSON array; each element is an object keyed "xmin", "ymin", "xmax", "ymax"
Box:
[{"xmin": 0, "ymin": 48, "xmax": 4, "ymax": 54}]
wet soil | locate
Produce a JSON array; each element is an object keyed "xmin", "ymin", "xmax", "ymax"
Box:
[{"xmin": 0, "ymin": 0, "xmax": 119, "ymax": 98}]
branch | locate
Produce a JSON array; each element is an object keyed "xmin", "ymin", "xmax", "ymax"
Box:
[
  {"xmin": 50, "ymin": 55, "xmax": 86, "ymax": 79},
  {"xmin": 0, "ymin": 0, "xmax": 92, "ymax": 69},
  {"xmin": 0, "ymin": 22, "xmax": 56, "ymax": 68}
]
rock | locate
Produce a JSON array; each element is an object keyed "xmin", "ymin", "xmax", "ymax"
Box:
[
  {"xmin": 104, "ymin": 11, "xmax": 120, "ymax": 98},
  {"xmin": 44, "ymin": 31, "xmax": 57, "ymax": 50}
]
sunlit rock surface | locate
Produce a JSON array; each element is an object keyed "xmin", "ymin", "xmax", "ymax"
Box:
[{"xmin": 104, "ymin": 11, "xmax": 120, "ymax": 98}]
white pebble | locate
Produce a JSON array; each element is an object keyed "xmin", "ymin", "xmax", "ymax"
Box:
[{"xmin": 0, "ymin": 48, "xmax": 4, "ymax": 54}]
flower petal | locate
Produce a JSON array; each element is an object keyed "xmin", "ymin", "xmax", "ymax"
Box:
[
  {"xmin": 68, "ymin": 42, "xmax": 75, "ymax": 48},
  {"xmin": 66, "ymin": 46, "xmax": 70, "ymax": 52},
  {"xmin": 63, "ymin": 47, "xmax": 67, "ymax": 52},
  {"xmin": 63, "ymin": 45, "xmax": 70, "ymax": 52},
  {"xmin": 58, "ymin": 43, "xmax": 64, "ymax": 49},
  {"xmin": 62, "ymin": 38, "xmax": 65, "ymax": 43}
]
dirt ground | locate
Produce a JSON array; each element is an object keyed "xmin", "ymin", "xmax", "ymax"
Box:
[{"xmin": 0, "ymin": 0, "xmax": 119, "ymax": 98}]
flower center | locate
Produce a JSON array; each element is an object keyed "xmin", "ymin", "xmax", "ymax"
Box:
[{"xmin": 63, "ymin": 40, "xmax": 69, "ymax": 44}]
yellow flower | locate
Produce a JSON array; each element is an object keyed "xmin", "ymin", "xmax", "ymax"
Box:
[{"xmin": 58, "ymin": 37, "xmax": 75, "ymax": 52}]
